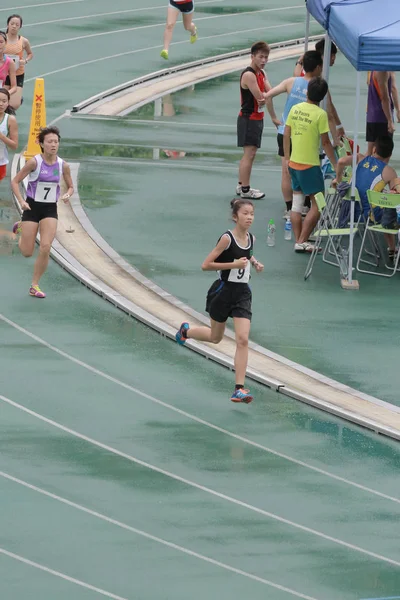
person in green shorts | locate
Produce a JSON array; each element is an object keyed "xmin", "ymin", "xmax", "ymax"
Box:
[{"xmin": 283, "ymin": 77, "xmax": 337, "ymax": 252}]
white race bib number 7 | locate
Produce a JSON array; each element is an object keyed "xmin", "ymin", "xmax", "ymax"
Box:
[
  {"xmin": 228, "ymin": 260, "xmax": 250, "ymax": 283},
  {"xmin": 35, "ymin": 182, "xmax": 57, "ymax": 203}
]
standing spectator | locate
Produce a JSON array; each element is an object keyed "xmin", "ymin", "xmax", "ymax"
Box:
[
  {"xmin": 265, "ymin": 50, "xmax": 323, "ymax": 216},
  {"xmin": 366, "ymin": 71, "xmax": 400, "ymax": 155},
  {"xmin": 283, "ymin": 77, "xmax": 336, "ymax": 252},
  {"xmin": 236, "ymin": 41, "xmax": 272, "ymax": 200}
]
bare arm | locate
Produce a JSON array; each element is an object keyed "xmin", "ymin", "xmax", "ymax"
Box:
[
  {"xmin": 390, "ymin": 73, "xmax": 400, "ymax": 122},
  {"xmin": 11, "ymin": 158, "xmax": 37, "ymax": 210},
  {"xmin": 0, "ymin": 114, "xmax": 18, "ymax": 150},
  {"xmin": 201, "ymin": 235, "xmax": 247, "ymax": 272},
  {"xmin": 321, "ymin": 132, "xmax": 337, "ymax": 171},
  {"xmin": 293, "ymin": 54, "xmax": 304, "ymax": 77},
  {"xmin": 22, "ymin": 37, "xmax": 33, "ymax": 65},
  {"xmin": 264, "ymin": 79, "xmax": 293, "ymax": 127},
  {"xmin": 326, "ymin": 91, "xmax": 344, "ymax": 143},
  {"xmin": 6, "ymin": 61, "xmax": 17, "ymax": 96},
  {"xmin": 375, "ymin": 72, "xmax": 394, "ymax": 132},
  {"xmin": 241, "ymin": 71, "xmax": 265, "ymax": 103},
  {"xmin": 61, "ymin": 162, "xmax": 74, "ymax": 202}
]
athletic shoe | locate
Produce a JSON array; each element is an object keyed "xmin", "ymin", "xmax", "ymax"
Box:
[
  {"xmin": 282, "ymin": 209, "xmax": 291, "ymax": 220},
  {"xmin": 190, "ymin": 27, "xmax": 198, "ymax": 44},
  {"xmin": 302, "ymin": 206, "xmax": 310, "ymax": 217},
  {"xmin": 230, "ymin": 388, "xmax": 253, "ymax": 404},
  {"xmin": 29, "ymin": 285, "xmax": 46, "ymax": 298},
  {"xmin": 235, "ymin": 184, "xmax": 261, "ymax": 196},
  {"xmin": 240, "ymin": 189, "xmax": 265, "ymax": 200},
  {"xmin": 12, "ymin": 220, "xmax": 22, "ymax": 235},
  {"xmin": 175, "ymin": 322, "xmax": 189, "ymax": 345},
  {"xmin": 160, "ymin": 49, "xmax": 169, "ymax": 60}
]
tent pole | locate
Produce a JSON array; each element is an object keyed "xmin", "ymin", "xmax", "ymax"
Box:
[
  {"xmin": 322, "ymin": 33, "xmax": 331, "ymax": 112},
  {"xmin": 304, "ymin": 3, "xmax": 310, "ymax": 52},
  {"xmin": 341, "ymin": 70, "xmax": 360, "ymax": 291}
]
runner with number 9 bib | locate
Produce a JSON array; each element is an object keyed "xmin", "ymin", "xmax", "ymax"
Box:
[
  {"xmin": 11, "ymin": 126, "xmax": 74, "ymax": 298},
  {"xmin": 175, "ymin": 198, "xmax": 264, "ymax": 404}
]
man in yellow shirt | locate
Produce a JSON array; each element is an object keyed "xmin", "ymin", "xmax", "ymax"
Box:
[{"xmin": 284, "ymin": 77, "xmax": 337, "ymax": 252}]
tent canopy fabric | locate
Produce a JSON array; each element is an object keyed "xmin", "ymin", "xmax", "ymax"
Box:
[{"xmin": 306, "ymin": 0, "xmax": 400, "ymax": 71}]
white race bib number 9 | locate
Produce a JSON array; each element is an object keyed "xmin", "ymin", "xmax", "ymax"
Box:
[
  {"xmin": 8, "ymin": 55, "xmax": 20, "ymax": 71},
  {"xmin": 228, "ymin": 260, "xmax": 250, "ymax": 283},
  {"xmin": 35, "ymin": 182, "xmax": 57, "ymax": 203}
]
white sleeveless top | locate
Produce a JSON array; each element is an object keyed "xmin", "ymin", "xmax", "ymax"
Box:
[{"xmin": 0, "ymin": 114, "xmax": 9, "ymax": 167}]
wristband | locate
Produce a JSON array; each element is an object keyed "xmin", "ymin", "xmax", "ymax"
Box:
[{"xmin": 336, "ymin": 124, "xmax": 343, "ymax": 130}]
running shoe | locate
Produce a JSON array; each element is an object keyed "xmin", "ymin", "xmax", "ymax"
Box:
[
  {"xmin": 240, "ymin": 189, "xmax": 265, "ymax": 200},
  {"xmin": 282, "ymin": 209, "xmax": 291, "ymax": 220},
  {"xmin": 29, "ymin": 285, "xmax": 46, "ymax": 298},
  {"xmin": 175, "ymin": 322, "xmax": 189, "ymax": 345},
  {"xmin": 235, "ymin": 184, "xmax": 262, "ymax": 196},
  {"xmin": 160, "ymin": 49, "xmax": 169, "ymax": 60},
  {"xmin": 12, "ymin": 220, "xmax": 22, "ymax": 235},
  {"xmin": 230, "ymin": 388, "xmax": 253, "ymax": 404},
  {"xmin": 190, "ymin": 27, "xmax": 198, "ymax": 44}
]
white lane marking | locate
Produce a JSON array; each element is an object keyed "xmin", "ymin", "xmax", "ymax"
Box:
[
  {"xmin": 31, "ymin": 7, "xmax": 304, "ymax": 49},
  {"xmin": 0, "ymin": 548, "xmax": 129, "ymax": 600},
  {"xmin": 0, "ymin": 313, "xmax": 399, "ymax": 506},
  {"xmin": 1, "ymin": 393, "xmax": 400, "ymax": 567},
  {"xmin": 0, "ymin": 471, "xmax": 320, "ymax": 600},
  {"xmin": 24, "ymin": 0, "xmax": 223, "ymax": 27},
  {"xmin": 71, "ymin": 116, "xmax": 280, "ymax": 131},
  {"xmin": 0, "ymin": 0, "xmax": 86, "ymax": 11},
  {"xmin": 25, "ymin": 22, "xmax": 304, "ymax": 82}
]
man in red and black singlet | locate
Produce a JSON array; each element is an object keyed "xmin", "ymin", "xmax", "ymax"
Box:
[{"xmin": 236, "ymin": 41, "xmax": 271, "ymax": 200}]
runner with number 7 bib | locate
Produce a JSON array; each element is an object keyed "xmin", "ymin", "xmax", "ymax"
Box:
[
  {"xmin": 11, "ymin": 126, "xmax": 73, "ymax": 298},
  {"xmin": 175, "ymin": 198, "xmax": 264, "ymax": 404}
]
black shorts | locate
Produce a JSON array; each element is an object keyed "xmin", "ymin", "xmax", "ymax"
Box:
[
  {"xmin": 169, "ymin": 0, "xmax": 194, "ymax": 13},
  {"xmin": 366, "ymin": 121, "xmax": 393, "ymax": 143},
  {"xmin": 237, "ymin": 115, "xmax": 263, "ymax": 148},
  {"xmin": 4, "ymin": 73, "xmax": 24, "ymax": 88},
  {"xmin": 21, "ymin": 197, "xmax": 58, "ymax": 223},
  {"xmin": 277, "ymin": 132, "xmax": 291, "ymax": 157},
  {"xmin": 206, "ymin": 279, "xmax": 252, "ymax": 323}
]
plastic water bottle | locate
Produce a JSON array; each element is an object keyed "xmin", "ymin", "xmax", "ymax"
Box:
[
  {"xmin": 284, "ymin": 218, "xmax": 292, "ymax": 241},
  {"xmin": 267, "ymin": 219, "xmax": 276, "ymax": 246}
]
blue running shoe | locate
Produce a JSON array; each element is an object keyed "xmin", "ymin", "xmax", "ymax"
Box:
[
  {"xmin": 230, "ymin": 388, "xmax": 253, "ymax": 404},
  {"xmin": 176, "ymin": 322, "xmax": 189, "ymax": 345}
]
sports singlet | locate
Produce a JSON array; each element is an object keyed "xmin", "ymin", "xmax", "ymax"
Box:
[
  {"xmin": 217, "ymin": 230, "xmax": 254, "ymax": 284},
  {"xmin": 367, "ymin": 72, "xmax": 394, "ymax": 124},
  {"xmin": 0, "ymin": 114, "xmax": 9, "ymax": 166},
  {"xmin": 0, "ymin": 56, "xmax": 12, "ymax": 88},
  {"xmin": 355, "ymin": 155, "xmax": 388, "ymax": 216},
  {"xmin": 5, "ymin": 36, "xmax": 24, "ymax": 75},
  {"xmin": 277, "ymin": 77, "xmax": 309, "ymax": 135},
  {"xmin": 26, "ymin": 154, "xmax": 64, "ymax": 203},
  {"xmin": 239, "ymin": 67, "xmax": 266, "ymax": 121}
]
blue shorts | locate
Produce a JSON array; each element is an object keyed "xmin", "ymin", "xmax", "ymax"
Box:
[
  {"xmin": 289, "ymin": 165, "xmax": 324, "ymax": 196},
  {"xmin": 169, "ymin": 0, "xmax": 194, "ymax": 13}
]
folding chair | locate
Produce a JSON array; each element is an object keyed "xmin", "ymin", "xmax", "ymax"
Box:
[
  {"xmin": 304, "ymin": 190, "xmax": 359, "ymax": 281},
  {"xmin": 356, "ymin": 190, "xmax": 400, "ymax": 277}
]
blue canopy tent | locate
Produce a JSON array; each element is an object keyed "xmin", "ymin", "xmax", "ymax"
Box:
[{"xmin": 305, "ymin": 0, "xmax": 400, "ymax": 288}]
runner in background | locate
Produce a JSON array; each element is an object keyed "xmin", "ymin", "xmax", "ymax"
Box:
[
  {"xmin": 0, "ymin": 32, "xmax": 17, "ymax": 100},
  {"xmin": 0, "ymin": 87, "xmax": 18, "ymax": 183},
  {"xmin": 160, "ymin": 0, "xmax": 198, "ymax": 60},
  {"xmin": 5, "ymin": 14, "xmax": 33, "ymax": 111}
]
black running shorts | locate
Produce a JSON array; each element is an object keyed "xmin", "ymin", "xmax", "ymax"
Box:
[
  {"xmin": 206, "ymin": 279, "xmax": 252, "ymax": 323},
  {"xmin": 169, "ymin": 0, "xmax": 194, "ymax": 13},
  {"xmin": 366, "ymin": 121, "xmax": 393, "ymax": 143},
  {"xmin": 237, "ymin": 115, "xmax": 264, "ymax": 148},
  {"xmin": 21, "ymin": 196, "xmax": 58, "ymax": 223}
]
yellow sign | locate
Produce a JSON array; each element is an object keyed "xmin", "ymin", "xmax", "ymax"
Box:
[{"xmin": 24, "ymin": 78, "xmax": 46, "ymax": 158}]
